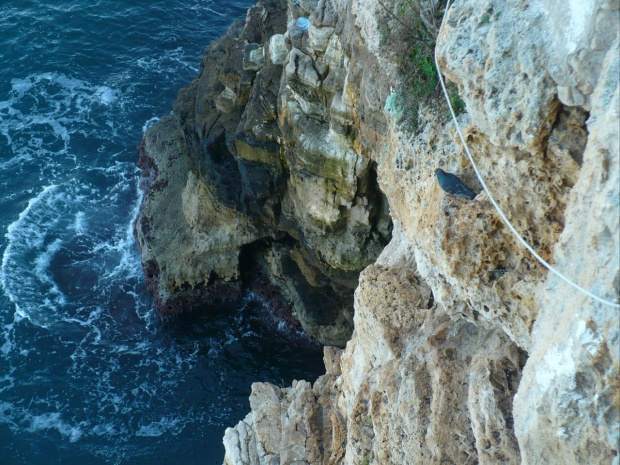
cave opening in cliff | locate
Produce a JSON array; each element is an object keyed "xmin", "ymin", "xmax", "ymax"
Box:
[
  {"xmin": 367, "ymin": 161, "xmax": 393, "ymax": 246},
  {"xmin": 236, "ymin": 235, "xmax": 324, "ymax": 348}
]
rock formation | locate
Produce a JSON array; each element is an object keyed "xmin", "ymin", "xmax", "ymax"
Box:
[
  {"xmin": 216, "ymin": 0, "xmax": 619, "ymax": 463},
  {"xmin": 134, "ymin": 0, "xmax": 391, "ymax": 347},
  {"xmin": 133, "ymin": 0, "xmax": 618, "ymax": 462}
]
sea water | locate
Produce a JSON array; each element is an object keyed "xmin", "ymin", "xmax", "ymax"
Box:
[{"xmin": 0, "ymin": 2, "xmax": 325, "ymax": 464}]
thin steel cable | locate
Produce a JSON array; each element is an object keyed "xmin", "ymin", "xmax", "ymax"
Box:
[{"xmin": 434, "ymin": 0, "xmax": 620, "ymax": 308}]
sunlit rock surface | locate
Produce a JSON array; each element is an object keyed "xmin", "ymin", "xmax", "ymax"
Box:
[{"xmin": 221, "ymin": 0, "xmax": 619, "ymax": 463}]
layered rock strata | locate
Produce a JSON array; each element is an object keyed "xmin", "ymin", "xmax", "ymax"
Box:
[
  {"xmin": 221, "ymin": 0, "xmax": 619, "ymax": 463},
  {"xmin": 134, "ymin": 0, "xmax": 391, "ymax": 346}
]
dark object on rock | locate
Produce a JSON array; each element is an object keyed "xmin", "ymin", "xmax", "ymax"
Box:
[{"xmin": 434, "ymin": 168, "xmax": 477, "ymax": 200}]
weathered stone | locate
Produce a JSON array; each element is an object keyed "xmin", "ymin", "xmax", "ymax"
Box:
[
  {"xmin": 136, "ymin": 2, "xmax": 282, "ymax": 316},
  {"xmin": 134, "ymin": 116, "xmax": 252, "ymax": 313},
  {"xmin": 135, "ymin": 0, "xmax": 391, "ymax": 346},
  {"xmin": 309, "ymin": 0, "xmax": 339, "ymax": 29},
  {"xmin": 245, "ymin": 0, "xmax": 288, "ymax": 44},
  {"xmin": 289, "ymin": 0, "xmax": 319, "ymax": 19},
  {"xmin": 268, "ymin": 33, "xmax": 288, "ymax": 65},
  {"xmin": 221, "ymin": 0, "xmax": 619, "ymax": 463},
  {"xmin": 513, "ymin": 37, "xmax": 620, "ymax": 465},
  {"xmin": 285, "ymin": 48, "xmax": 322, "ymax": 95},
  {"xmin": 308, "ymin": 22, "xmax": 334, "ymax": 54},
  {"xmin": 261, "ymin": 243, "xmax": 355, "ymax": 347},
  {"xmin": 222, "ymin": 415, "xmax": 259, "ymax": 465},
  {"xmin": 225, "ymin": 225, "xmax": 526, "ymax": 464},
  {"xmin": 437, "ymin": 0, "xmax": 560, "ymax": 150},
  {"xmin": 243, "ymin": 43, "xmax": 265, "ymax": 71},
  {"xmin": 531, "ymin": 1, "xmax": 619, "ymax": 109},
  {"xmin": 134, "ymin": 0, "xmax": 618, "ymax": 461},
  {"xmin": 215, "ymin": 87, "xmax": 239, "ymax": 113}
]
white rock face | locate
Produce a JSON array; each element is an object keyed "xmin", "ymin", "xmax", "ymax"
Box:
[
  {"xmin": 437, "ymin": 0, "xmax": 559, "ymax": 149},
  {"xmin": 224, "ymin": 225, "xmax": 525, "ymax": 464},
  {"xmin": 268, "ymin": 34, "xmax": 288, "ymax": 65},
  {"xmin": 222, "ymin": 0, "xmax": 619, "ymax": 463},
  {"xmin": 533, "ymin": 0, "xmax": 619, "ymax": 108},
  {"xmin": 513, "ymin": 37, "xmax": 620, "ymax": 465}
]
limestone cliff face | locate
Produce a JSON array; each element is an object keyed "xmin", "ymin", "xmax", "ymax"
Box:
[
  {"xmin": 221, "ymin": 0, "xmax": 619, "ymax": 463},
  {"xmin": 134, "ymin": 0, "xmax": 391, "ymax": 346}
]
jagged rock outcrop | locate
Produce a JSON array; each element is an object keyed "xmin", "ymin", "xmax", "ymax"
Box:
[
  {"xmin": 222, "ymin": 0, "xmax": 619, "ymax": 463},
  {"xmin": 225, "ymin": 224, "xmax": 526, "ymax": 464},
  {"xmin": 134, "ymin": 0, "xmax": 391, "ymax": 346}
]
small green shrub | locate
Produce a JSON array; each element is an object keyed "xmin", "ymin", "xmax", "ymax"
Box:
[{"xmin": 447, "ymin": 82, "xmax": 466, "ymax": 116}]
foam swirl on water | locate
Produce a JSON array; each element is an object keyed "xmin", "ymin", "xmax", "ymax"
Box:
[
  {"xmin": 2, "ymin": 185, "xmax": 61, "ymax": 325},
  {"xmin": 0, "ymin": 1, "xmax": 324, "ymax": 464}
]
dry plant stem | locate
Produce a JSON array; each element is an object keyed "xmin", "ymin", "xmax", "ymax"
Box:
[
  {"xmin": 377, "ymin": 0, "xmax": 435, "ymax": 52},
  {"xmin": 405, "ymin": 0, "xmax": 441, "ymax": 34}
]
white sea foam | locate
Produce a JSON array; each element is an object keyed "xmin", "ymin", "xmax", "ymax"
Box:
[
  {"xmin": 72, "ymin": 211, "xmax": 86, "ymax": 235},
  {"xmin": 1, "ymin": 184, "xmax": 59, "ymax": 323},
  {"xmin": 0, "ymin": 339, "xmax": 11, "ymax": 355},
  {"xmin": 91, "ymin": 422, "xmax": 120, "ymax": 436},
  {"xmin": 136, "ymin": 417, "xmax": 182, "ymax": 437},
  {"xmin": 95, "ymin": 86, "xmax": 118, "ymax": 105},
  {"xmin": 0, "ymin": 373, "xmax": 15, "ymax": 393},
  {"xmin": 34, "ymin": 238, "xmax": 67, "ymax": 306},
  {"xmin": 0, "ymin": 14, "xmax": 304, "ymax": 460},
  {"xmin": 9, "ymin": 78, "xmax": 34, "ymax": 96},
  {"xmin": 0, "ymin": 160, "xmax": 149, "ymax": 329},
  {"xmin": 0, "ymin": 152, "xmax": 34, "ymax": 170},
  {"xmin": 28, "ymin": 412, "xmax": 84, "ymax": 443},
  {"xmin": 0, "ymin": 6, "xmax": 277, "ymax": 461},
  {"xmin": 0, "ymin": 72, "xmax": 123, "ymax": 169},
  {"xmin": 203, "ymin": 6, "xmax": 227, "ymax": 16},
  {"xmin": 137, "ymin": 47, "xmax": 199, "ymax": 76},
  {"xmin": 94, "ymin": 179, "xmax": 144, "ymax": 285},
  {"xmin": 142, "ymin": 116, "xmax": 160, "ymax": 132},
  {"xmin": 0, "ymin": 401, "xmax": 16, "ymax": 426}
]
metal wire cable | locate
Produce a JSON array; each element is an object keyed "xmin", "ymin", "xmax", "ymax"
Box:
[{"xmin": 434, "ymin": 0, "xmax": 620, "ymax": 308}]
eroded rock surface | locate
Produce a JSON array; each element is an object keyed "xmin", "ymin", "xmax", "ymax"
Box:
[
  {"xmin": 225, "ymin": 226, "xmax": 526, "ymax": 465},
  {"xmin": 134, "ymin": 0, "xmax": 391, "ymax": 346},
  {"xmin": 513, "ymin": 35, "xmax": 620, "ymax": 465},
  {"xmin": 222, "ymin": 0, "xmax": 619, "ymax": 463}
]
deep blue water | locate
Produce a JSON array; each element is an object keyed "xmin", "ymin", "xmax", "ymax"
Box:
[{"xmin": 0, "ymin": 2, "xmax": 325, "ymax": 464}]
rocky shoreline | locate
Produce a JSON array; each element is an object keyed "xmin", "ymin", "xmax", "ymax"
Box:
[
  {"xmin": 133, "ymin": 0, "xmax": 392, "ymax": 347},
  {"xmin": 134, "ymin": 0, "xmax": 619, "ymax": 463}
]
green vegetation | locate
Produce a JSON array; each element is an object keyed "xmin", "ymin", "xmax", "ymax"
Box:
[
  {"xmin": 407, "ymin": 41, "xmax": 438, "ymax": 103},
  {"xmin": 378, "ymin": 0, "xmax": 467, "ymax": 129},
  {"xmin": 448, "ymin": 82, "xmax": 466, "ymax": 116}
]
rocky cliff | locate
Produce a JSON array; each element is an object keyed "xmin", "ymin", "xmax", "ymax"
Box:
[
  {"xmin": 134, "ymin": 0, "xmax": 392, "ymax": 347},
  {"xmin": 134, "ymin": 0, "xmax": 619, "ymax": 463}
]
